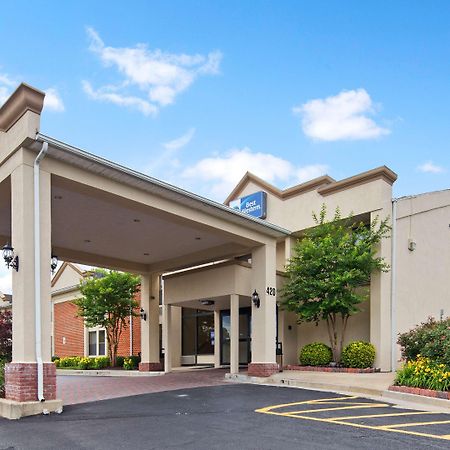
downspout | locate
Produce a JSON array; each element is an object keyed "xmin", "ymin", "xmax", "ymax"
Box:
[
  {"xmin": 390, "ymin": 198, "xmax": 398, "ymax": 372},
  {"xmin": 130, "ymin": 312, "xmax": 133, "ymax": 356},
  {"xmin": 34, "ymin": 140, "xmax": 49, "ymax": 401}
]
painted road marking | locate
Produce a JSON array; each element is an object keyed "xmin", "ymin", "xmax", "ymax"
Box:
[
  {"xmin": 329, "ymin": 411, "xmax": 440, "ymax": 421},
  {"xmin": 255, "ymin": 396, "xmax": 450, "ymax": 442}
]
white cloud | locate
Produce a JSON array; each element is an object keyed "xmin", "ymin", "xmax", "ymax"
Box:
[
  {"xmin": 181, "ymin": 147, "xmax": 329, "ymax": 200},
  {"xmin": 85, "ymin": 27, "xmax": 222, "ymax": 115},
  {"xmin": 417, "ymin": 161, "xmax": 446, "ymax": 174},
  {"xmin": 294, "ymin": 89, "xmax": 390, "ymax": 141},
  {"xmin": 44, "ymin": 88, "xmax": 65, "ymax": 112},
  {"xmin": 0, "ymin": 72, "xmax": 16, "ymax": 104},
  {"xmin": 82, "ymin": 81, "xmax": 157, "ymax": 116},
  {"xmin": 163, "ymin": 128, "xmax": 195, "ymax": 151}
]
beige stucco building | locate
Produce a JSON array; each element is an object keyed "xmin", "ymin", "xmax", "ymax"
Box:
[{"xmin": 0, "ymin": 83, "xmax": 448, "ymax": 418}]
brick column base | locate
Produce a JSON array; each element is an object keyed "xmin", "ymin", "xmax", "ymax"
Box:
[
  {"xmin": 5, "ymin": 362, "xmax": 56, "ymax": 402},
  {"xmin": 248, "ymin": 363, "xmax": 279, "ymax": 377},
  {"xmin": 139, "ymin": 362, "xmax": 163, "ymax": 372}
]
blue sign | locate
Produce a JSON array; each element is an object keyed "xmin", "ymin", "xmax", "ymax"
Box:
[{"xmin": 230, "ymin": 191, "xmax": 267, "ymax": 219}]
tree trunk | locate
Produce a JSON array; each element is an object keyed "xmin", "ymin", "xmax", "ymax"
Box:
[
  {"xmin": 326, "ymin": 313, "xmax": 339, "ymax": 362},
  {"xmin": 338, "ymin": 314, "xmax": 349, "ymax": 363}
]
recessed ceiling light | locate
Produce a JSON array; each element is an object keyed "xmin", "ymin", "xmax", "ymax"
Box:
[
  {"xmin": 133, "ymin": 219, "xmax": 141, "ymax": 223},
  {"xmin": 200, "ymin": 300, "xmax": 214, "ymax": 306},
  {"xmin": 54, "ymin": 195, "xmax": 63, "ymax": 200},
  {"xmin": 84, "ymin": 239, "xmax": 91, "ymax": 243}
]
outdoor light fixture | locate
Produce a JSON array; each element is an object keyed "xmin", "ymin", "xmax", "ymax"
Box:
[
  {"xmin": 2, "ymin": 244, "xmax": 18, "ymax": 272},
  {"xmin": 200, "ymin": 299, "xmax": 215, "ymax": 306},
  {"xmin": 252, "ymin": 290, "xmax": 260, "ymax": 308},
  {"xmin": 51, "ymin": 254, "xmax": 58, "ymax": 274},
  {"xmin": 140, "ymin": 308, "xmax": 147, "ymax": 321}
]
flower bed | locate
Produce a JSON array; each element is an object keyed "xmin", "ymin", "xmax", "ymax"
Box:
[
  {"xmin": 284, "ymin": 365, "xmax": 380, "ymax": 373},
  {"xmin": 389, "ymin": 385, "xmax": 450, "ymax": 400}
]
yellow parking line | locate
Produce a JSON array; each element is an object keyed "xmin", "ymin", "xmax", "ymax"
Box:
[
  {"xmin": 255, "ymin": 395, "xmax": 359, "ymax": 413},
  {"xmin": 283, "ymin": 404, "xmax": 388, "ymax": 415},
  {"xmin": 328, "ymin": 411, "xmax": 440, "ymax": 421},
  {"xmin": 382, "ymin": 419, "xmax": 450, "ymax": 429},
  {"xmin": 256, "ymin": 397, "xmax": 450, "ymax": 442}
]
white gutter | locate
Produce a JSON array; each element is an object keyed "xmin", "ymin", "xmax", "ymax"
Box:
[
  {"xmin": 390, "ymin": 198, "xmax": 398, "ymax": 372},
  {"xmin": 34, "ymin": 140, "xmax": 49, "ymax": 402},
  {"xmin": 129, "ymin": 313, "xmax": 133, "ymax": 356}
]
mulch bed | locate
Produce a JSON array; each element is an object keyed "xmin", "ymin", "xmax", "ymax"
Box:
[
  {"xmin": 284, "ymin": 365, "xmax": 380, "ymax": 373},
  {"xmin": 389, "ymin": 385, "xmax": 450, "ymax": 400}
]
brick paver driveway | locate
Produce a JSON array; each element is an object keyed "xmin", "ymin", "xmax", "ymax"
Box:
[{"xmin": 57, "ymin": 368, "xmax": 228, "ymax": 405}]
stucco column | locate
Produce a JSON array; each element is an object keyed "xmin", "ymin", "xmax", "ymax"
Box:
[
  {"xmin": 214, "ymin": 310, "xmax": 221, "ymax": 368},
  {"xmin": 163, "ymin": 303, "xmax": 172, "ymax": 373},
  {"xmin": 230, "ymin": 294, "xmax": 239, "ymax": 374},
  {"xmin": 5, "ymin": 164, "xmax": 56, "ymax": 402},
  {"xmin": 370, "ymin": 207, "xmax": 393, "ymax": 371},
  {"xmin": 139, "ymin": 273, "xmax": 162, "ymax": 371},
  {"xmin": 248, "ymin": 241, "xmax": 278, "ymax": 377}
]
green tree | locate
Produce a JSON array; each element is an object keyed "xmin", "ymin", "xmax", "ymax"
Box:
[
  {"xmin": 76, "ymin": 270, "xmax": 140, "ymax": 367},
  {"xmin": 281, "ymin": 205, "xmax": 390, "ymax": 363}
]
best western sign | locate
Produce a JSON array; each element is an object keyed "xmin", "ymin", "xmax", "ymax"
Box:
[{"xmin": 230, "ymin": 191, "xmax": 267, "ymax": 219}]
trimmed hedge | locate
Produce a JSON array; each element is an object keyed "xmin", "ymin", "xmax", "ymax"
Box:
[
  {"xmin": 55, "ymin": 356, "xmax": 110, "ymax": 370},
  {"xmin": 299, "ymin": 342, "xmax": 333, "ymax": 366},
  {"xmin": 341, "ymin": 341, "xmax": 375, "ymax": 369}
]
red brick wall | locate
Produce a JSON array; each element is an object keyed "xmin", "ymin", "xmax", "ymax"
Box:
[
  {"xmin": 53, "ymin": 293, "xmax": 142, "ymax": 359},
  {"xmin": 117, "ymin": 298, "xmax": 141, "ymax": 357},
  {"xmin": 54, "ymin": 301, "xmax": 85, "ymax": 357}
]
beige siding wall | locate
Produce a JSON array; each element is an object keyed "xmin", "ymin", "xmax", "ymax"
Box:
[{"xmin": 394, "ymin": 191, "xmax": 450, "ymax": 365}]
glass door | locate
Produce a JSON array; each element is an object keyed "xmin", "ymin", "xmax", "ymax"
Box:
[{"xmin": 220, "ymin": 307, "xmax": 251, "ymax": 365}]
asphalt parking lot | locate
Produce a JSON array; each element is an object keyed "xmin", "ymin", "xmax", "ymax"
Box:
[{"xmin": 0, "ymin": 384, "xmax": 449, "ymax": 449}]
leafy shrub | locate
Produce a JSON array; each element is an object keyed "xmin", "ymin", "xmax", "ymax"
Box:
[
  {"xmin": 93, "ymin": 356, "xmax": 110, "ymax": 369},
  {"xmin": 395, "ymin": 356, "xmax": 450, "ymax": 391},
  {"xmin": 0, "ymin": 359, "xmax": 5, "ymax": 398},
  {"xmin": 77, "ymin": 357, "xmax": 92, "ymax": 370},
  {"xmin": 123, "ymin": 358, "xmax": 134, "ymax": 370},
  {"xmin": 129, "ymin": 355, "xmax": 140, "ymax": 368},
  {"xmin": 58, "ymin": 356, "xmax": 81, "ymax": 368},
  {"xmin": 299, "ymin": 342, "xmax": 333, "ymax": 366},
  {"xmin": 397, "ymin": 317, "xmax": 450, "ymax": 366},
  {"xmin": 116, "ymin": 356, "xmax": 125, "ymax": 367},
  {"xmin": 341, "ymin": 341, "xmax": 375, "ymax": 368},
  {"xmin": 51, "ymin": 356, "xmax": 60, "ymax": 362},
  {"xmin": 0, "ymin": 311, "xmax": 12, "ymax": 362}
]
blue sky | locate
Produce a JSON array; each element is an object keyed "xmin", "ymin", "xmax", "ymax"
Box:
[{"xmin": 1, "ymin": 2, "xmax": 450, "ymax": 200}]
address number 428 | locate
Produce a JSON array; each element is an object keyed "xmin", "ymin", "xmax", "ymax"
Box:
[{"xmin": 266, "ymin": 287, "xmax": 276, "ymax": 296}]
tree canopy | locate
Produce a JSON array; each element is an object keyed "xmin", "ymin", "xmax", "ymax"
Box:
[
  {"xmin": 76, "ymin": 269, "xmax": 140, "ymax": 366},
  {"xmin": 280, "ymin": 205, "xmax": 390, "ymax": 362}
]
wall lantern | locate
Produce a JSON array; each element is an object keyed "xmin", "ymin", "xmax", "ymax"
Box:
[
  {"xmin": 51, "ymin": 254, "xmax": 59, "ymax": 274},
  {"xmin": 2, "ymin": 244, "xmax": 18, "ymax": 272},
  {"xmin": 252, "ymin": 290, "xmax": 260, "ymax": 308},
  {"xmin": 140, "ymin": 308, "xmax": 147, "ymax": 321}
]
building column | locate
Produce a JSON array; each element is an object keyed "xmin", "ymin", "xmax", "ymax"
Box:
[
  {"xmin": 139, "ymin": 273, "xmax": 162, "ymax": 371},
  {"xmin": 248, "ymin": 241, "xmax": 278, "ymax": 377},
  {"xmin": 5, "ymin": 164, "xmax": 57, "ymax": 402},
  {"xmin": 230, "ymin": 295, "xmax": 239, "ymax": 374},
  {"xmin": 214, "ymin": 310, "xmax": 221, "ymax": 368},
  {"xmin": 370, "ymin": 207, "xmax": 392, "ymax": 371},
  {"xmin": 163, "ymin": 304, "xmax": 172, "ymax": 373}
]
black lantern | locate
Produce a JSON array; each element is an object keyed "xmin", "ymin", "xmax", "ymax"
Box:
[
  {"xmin": 252, "ymin": 290, "xmax": 260, "ymax": 308},
  {"xmin": 140, "ymin": 308, "xmax": 147, "ymax": 321},
  {"xmin": 2, "ymin": 244, "xmax": 18, "ymax": 271},
  {"xmin": 51, "ymin": 254, "xmax": 58, "ymax": 274}
]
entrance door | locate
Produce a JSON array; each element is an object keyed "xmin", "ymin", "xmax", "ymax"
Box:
[{"xmin": 220, "ymin": 307, "xmax": 251, "ymax": 365}]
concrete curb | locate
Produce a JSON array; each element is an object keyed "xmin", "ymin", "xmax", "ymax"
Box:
[
  {"xmin": 57, "ymin": 369, "xmax": 164, "ymax": 377},
  {"xmin": 226, "ymin": 373, "xmax": 450, "ymax": 413},
  {"xmin": 0, "ymin": 398, "xmax": 63, "ymax": 420}
]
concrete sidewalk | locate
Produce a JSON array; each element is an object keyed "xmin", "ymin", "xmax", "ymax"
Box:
[{"xmin": 227, "ymin": 370, "xmax": 450, "ymax": 413}]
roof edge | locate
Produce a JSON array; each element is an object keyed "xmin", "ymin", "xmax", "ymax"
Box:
[{"xmin": 318, "ymin": 166, "xmax": 397, "ymax": 197}]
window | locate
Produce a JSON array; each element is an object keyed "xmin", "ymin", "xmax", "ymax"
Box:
[{"xmin": 88, "ymin": 329, "xmax": 107, "ymax": 356}]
